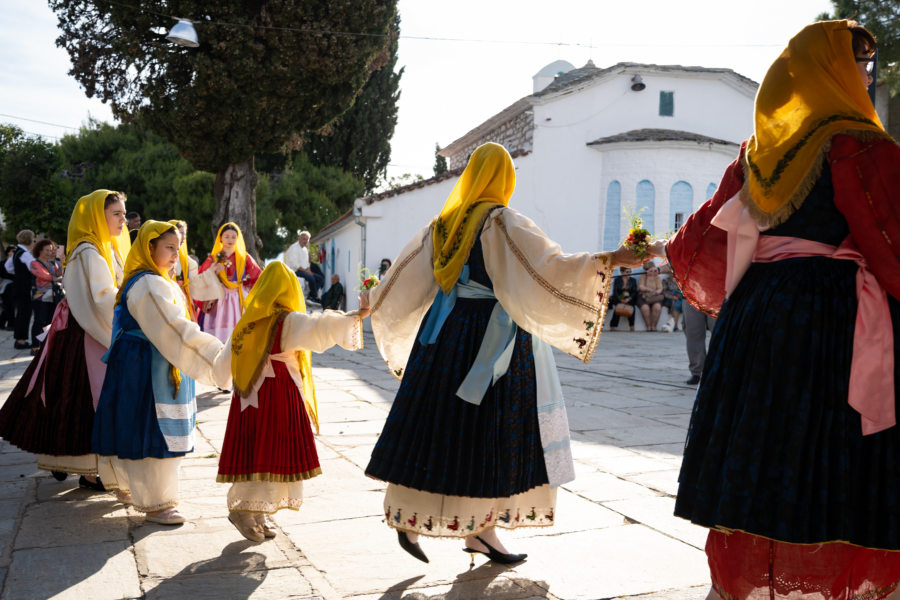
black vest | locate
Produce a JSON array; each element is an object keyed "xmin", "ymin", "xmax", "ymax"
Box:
[{"xmin": 12, "ymin": 247, "xmax": 33, "ymax": 298}]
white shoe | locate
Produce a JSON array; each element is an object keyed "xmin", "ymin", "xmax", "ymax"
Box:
[
  {"xmin": 229, "ymin": 512, "xmax": 265, "ymax": 542},
  {"xmin": 115, "ymin": 490, "xmax": 133, "ymax": 506},
  {"xmin": 146, "ymin": 507, "xmax": 185, "ymax": 525}
]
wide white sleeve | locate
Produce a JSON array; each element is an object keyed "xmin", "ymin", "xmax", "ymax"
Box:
[
  {"xmin": 369, "ymin": 222, "xmax": 439, "ymax": 379},
  {"xmin": 4, "ymin": 255, "xmax": 12, "ymax": 272},
  {"xmin": 281, "ymin": 310, "xmax": 363, "ymax": 354},
  {"xmin": 126, "ymin": 276, "xmax": 226, "ymax": 386},
  {"xmin": 213, "ymin": 339, "xmax": 234, "ymax": 390},
  {"xmin": 481, "ymin": 207, "xmax": 614, "ymax": 363},
  {"xmin": 186, "ymin": 257, "xmax": 223, "ymax": 301},
  {"xmin": 283, "ymin": 244, "xmax": 301, "ymax": 272},
  {"xmin": 63, "ymin": 245, "xmax": 119, "ymax": 347}
]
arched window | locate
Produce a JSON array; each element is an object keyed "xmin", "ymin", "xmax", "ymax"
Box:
[
  {"xmin": 670, "ymin": 181, "xmax": 693, "ymax": 231},
  {"xmin": 706, "ymin": 182, "xmax": 717, "ymax": 202},
  {"xmin": 603, "ymin": 181, "xmax": 622, "ymax": 251},
  {"xmin": 636, "ymin": 180, "xmax": 655, "ymax": 234}
]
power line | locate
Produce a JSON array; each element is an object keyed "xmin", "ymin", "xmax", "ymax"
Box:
[{"xmin": 0, "ymin": 113, "xmax": 79, "ymax": 130}]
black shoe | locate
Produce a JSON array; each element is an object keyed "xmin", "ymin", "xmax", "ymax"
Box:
[
  {"xmin": 397, "ymin": 530, "xmax": 429, "ymax": 563},
  {"xmin": 78, "ymin": 475, "xmax": 106, "ymax": 492},
  {"xmin": 463, "ymin": 535, "xmax": 527, "ymax": 565},
  {"xmin": 13, "ymin": 341, "xmax": 29, "ymax": 350},
  {"xmin": 685, "ymin": 375, "xmax": 701, "ymax": 385},
  {"xmin": 50, "ymin": 471, "xmax": 68, "ymax": 481}
]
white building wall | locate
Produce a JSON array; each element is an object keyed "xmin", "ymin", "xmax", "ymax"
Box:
[{"xmin": 319, "ymin": 220, "xmax": 361, "ymax": 310}]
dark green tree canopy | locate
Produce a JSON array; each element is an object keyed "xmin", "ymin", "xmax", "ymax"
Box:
[
  {"xmin": 304, "ymin": 15, "xmax": 402, "ymax": 193},
  {"xmin": 49, "ymin": 1, "xmax": 398, "ymax": 174}
]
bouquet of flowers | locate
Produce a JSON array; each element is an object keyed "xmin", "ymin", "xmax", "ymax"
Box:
[
  {"xmin": 623, "ymin": 212, "xmax": 652, "ymax": 261},
  {"xmin": 215, "ymin": 251, "xmax": 232, "ymax": 267},
  {"xmin": 358, "ymin": 266, "xmax": 380, "ymax": 291}
]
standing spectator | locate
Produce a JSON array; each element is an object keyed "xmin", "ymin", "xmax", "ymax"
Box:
[
  {"xmin": 29, "ymin": 239, "xmax": 63, "ymax": 354},
  {"xmin": 7, "ymin": 230, "xmax": 36, "ymax": 350},
  {"xmin": 637, "ymin": 261, "xmax": 664, "ymax": 331},
  {"xmin": 284, "ymin": 231, "xmax": 322, "ymax": 302},
  {"xmin": 321, "ymin": 274, "xmax": 344, "ymax": 310},
  {"xmin": 0, "ymin": 246, "xmax": 16, "ymax": 330},
  {"xmin": 682, "ymin": 302, "xmax": 715, "ymax": 385},
  {"xmin": 126, "ymin": 211, "xmax": 141, "ymax": 243},
  {"xmin": 378, "ymin": 258, "xmax": 392, "ymax": 277},
  {"xmin": 608, "ymin": 267, "xmax": 638, "ymax": 331}
]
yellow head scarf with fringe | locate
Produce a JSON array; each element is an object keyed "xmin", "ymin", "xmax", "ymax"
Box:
[
  {"xmin": 168, "ymin": 220, "xmax": 195, "ymax": 317},
  {"xmin": 743, "ymin": 20, "xmax": 887, "ymax": 226},
  {"xmin": 231, "ymin": 261, "xmax": 319, "ymax": 433},
  {"xmin": 210, "ymin": 222, "xmax": 249, "ymax": 311},
  {"xmin": 118, "ymin": 221, "xmax": 189, "ymax": 397},
  {"xmin": 433, "ymin": 142, "xmax": 516, "ymax": 293},
  {"xmin": 65, "ymin": 189, "xmax": 131, "ymax": 280}
]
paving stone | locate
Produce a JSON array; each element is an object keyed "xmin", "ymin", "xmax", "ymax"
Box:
[
  {"xmin": 143, "ymin": 565, "xmax": 317, "ymax": 599},
  {"xmin": 2, "ymin": 540, "xmax": 141, "ymax": 600},
  {"xmin": 562, "ymin": 467, "xmax": 660, "ymax": 503},
  {"xmin": 273, "ymin": 489, "xmax": 384, "ymax": 526},
  {"xmin": 622, "ymin": 470, "xmax": 682, "ymax": 497},
  {"xmin": 0, "ymin": 451, "xmax": 36, "ymax": 467},
  {"xmin": 602, "ymin": 496, "xmax": 708, "ymax": 551},
  {"xmin": 14, "ymin": 499, "xmax": 130, "ymax": 550}
]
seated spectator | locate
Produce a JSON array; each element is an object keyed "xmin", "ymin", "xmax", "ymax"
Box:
[
  {"xmin": 637, "ymin": 261, "xmax": 664, "ymax": 331},
  {"xmin": 608, "ymin": 267, "xmax": 637, "ymax": 331},
  {"xmin": 321, "ymin": 274, "xmax": 344, "ymax": 310},
  {"xmin": 284, "ymin": 231, "xmax": 322, "ymax": 302},
  {"xmin": 661, "ymin": 269, "xmax": 684, "ymax": 332}
]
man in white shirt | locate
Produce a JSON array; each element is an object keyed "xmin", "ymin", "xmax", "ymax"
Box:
[
  {"xmin": 7, "ymin": 230, "xmax": 36, "ymax": 350},
  {"xmin": 284, "ymin": 231, "xmax": 322, "ymax": 301}
]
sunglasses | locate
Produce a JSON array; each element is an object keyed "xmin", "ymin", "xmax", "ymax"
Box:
[{"xmin": 856, "ymin": 57, "xmax": 875, "ymax": 75}]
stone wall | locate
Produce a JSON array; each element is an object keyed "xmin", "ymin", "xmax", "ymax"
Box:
[{"xmin": 446, "ymin": 109, "xmax": 534, "ymax": 169}]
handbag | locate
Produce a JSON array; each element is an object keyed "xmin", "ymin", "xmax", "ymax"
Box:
[
  {"xmin": 614, "ymin": 303, "xmax": 634, "ymax": 317},
  {"xmin": 642, "ymin": 292, "xmax": 665, "ymax": 304}
]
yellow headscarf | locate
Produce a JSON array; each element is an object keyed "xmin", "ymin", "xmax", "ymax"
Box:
[
  {"xmin": 210, "ymin": 222, "xmax": 249, "ymax": 311},
  {"xmin": 433, "ymin": 142, "xmax": 516, "ymax": 293},
  {"xmin": 231, "ymin": 261, "xmax": 319, "ymax": 433},
  {"xmin": 117, "ymin": 221, "xmax": 188, "ymax": 397},
  {"xmin": 65, "ymin": 189, "xmax": 132, "ymax": 281},
  {"xmin": 743, "ymin": 20, "xmax": 888, "ymax": 226},
  {"xmin": 168, "ymin": 219, "xmax": 195, "ymax": 317}
]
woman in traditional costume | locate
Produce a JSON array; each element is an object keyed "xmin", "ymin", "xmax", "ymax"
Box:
[
  {"xmin": 364, "ymin": 142, "xmax": 640, "ymax": 564},
  {"xmin": 649, "ymin": 21, "xmax": 900, "ymax": 600},
  {"xmin": 0, "ymin": 190, "xmax": 130, "ymax": 489},
  {"xmin": 197, "ymin": 223, "xmax": 261, "ymax": 343},
  {"xmin": 215, "ymin": 261, "xmax": 366, "ymax": 541},
  {"xmin": 92, "ymin": 221, "xmax": 229, "ymax": 525},
  {"xmin": 167, "ymin": 220, "xmax": 222, "ymax": 321}
]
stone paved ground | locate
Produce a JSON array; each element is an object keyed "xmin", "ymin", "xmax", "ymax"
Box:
[{"xmin": 0, "ymin": 325, "xmax": 713, "ymax": 599}]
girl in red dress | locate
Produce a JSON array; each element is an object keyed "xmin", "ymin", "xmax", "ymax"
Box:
[{"xmin": 216, "ymin": 261, "xmax": 367, "ymax": 542}]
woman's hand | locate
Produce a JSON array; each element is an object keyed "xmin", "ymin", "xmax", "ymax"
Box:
[
  {"xmin": 609, "ymin": 245, "xmax": 646, "ymax": 269},
  {"xmin": 212, "ymin": 262, "xmax": 225, "ymax": 274},
  {"xmin": 357, "ymin": 289, "xmax": 371, "ymax": 319},
  {"xmin": 647, "ymin": 239, "xmax": 668, "ymax": 259}
]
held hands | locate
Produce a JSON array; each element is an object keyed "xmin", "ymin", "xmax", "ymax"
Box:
[
  {"xmin": 357, "ymin": 289, "xmax": 371, "ymax": 319},
  {"xmin": 609, "ymin": 245, "xmax": 646, "ymax": 269},
  {"xmin": 647, "ymin": 239, "xmax": 668, "ymax": 259},
  {"xmin": 211, "ymin": 262, "xmax": 226, "ymax": 274}
]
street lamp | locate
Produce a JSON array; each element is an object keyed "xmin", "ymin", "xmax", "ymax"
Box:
[{"xmin": 166, "ymin": 19, "xmax": 199, "ymax": 48}]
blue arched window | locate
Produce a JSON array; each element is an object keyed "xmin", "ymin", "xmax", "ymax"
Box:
[
  {"xmin": 603, "ymin": 181, "xmax": 622, "ymax": 251},
  {"xmin": 670, "ymin": 181, "xmax": 693, "ymax": 231},
  {"xmin": 636, "ymin": 180, "xmax": 655, "ymax": 234},
  {"xmin": 706, "ymin": 183, "xmax": 717, "ymax": 202}
]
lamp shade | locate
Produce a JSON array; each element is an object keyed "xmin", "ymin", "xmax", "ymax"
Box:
[{"xmin": 166, "ymin": 19, "xmax": 199, "ymax": 48}]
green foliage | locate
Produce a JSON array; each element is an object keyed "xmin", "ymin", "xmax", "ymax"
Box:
[
  {"xmin": 819, "ymin": 0, "xmax": 900, "ymax": 93},
  {"xmin": 256, "ymin": 153, "xmax": 364, "ymax": 258},
  {"xmin": 0, "ymin": 134, "xmax": 69, "ymax": 242},
  {"xmin": 433, "ymin": 143, "xmax": 448, "ymax": 177},
  {"xmin": 49, "ymin": 1, "xmax": 398, "ymax": 174},
  {"xmin": 304, "ymin": 14, "xmax": 403, "ymax": 194}
]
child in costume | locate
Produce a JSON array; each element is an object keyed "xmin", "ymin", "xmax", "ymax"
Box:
[
  {"xmin": 0, "ymin": 190, "xmax": 130, "ymax": 488},
  {"xmin": 215, "ymin": 261, "xmax": 366, "ymax": 541},
  {"xmin": 167, "ymin": 219, "xmax": 221, "ymax": 321},
  {"xmin": 197, "ymin": 222, "xmax": 261, "ymax": 343},
  {"xmin": 93, "ymin": 221, "xmax": 230, "ymax": 524}
]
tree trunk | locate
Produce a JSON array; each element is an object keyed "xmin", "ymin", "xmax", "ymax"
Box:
[{"xmin": 213, "ymin": 158, "xmax": 261, "ymax": 261}]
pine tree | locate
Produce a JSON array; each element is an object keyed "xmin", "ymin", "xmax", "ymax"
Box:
[{"xmin": 433, "ymin": 142, "xmax": 448, "ymax": 177}]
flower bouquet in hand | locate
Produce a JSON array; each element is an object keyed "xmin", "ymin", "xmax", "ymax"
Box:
[
  {"xmin": 358, "ymin": 266, "xmax": 380, "ymax": 292},
  {"xmin": 623, "ymin": 211, "xmax": 652, "ymax": 262}
]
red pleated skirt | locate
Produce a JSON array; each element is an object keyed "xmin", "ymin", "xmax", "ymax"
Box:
[
  {"xmin": 217, "ymin": 358, "xmax": 320, "ymax": 482},
  {"xmin": 707, "ymin": 529, "xmax": 900, "ymax": 600}
]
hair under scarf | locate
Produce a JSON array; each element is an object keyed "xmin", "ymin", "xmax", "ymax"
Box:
[
  {"xmin": 210, "ymin": 222, "xmax": 249, "ymax": 311},
  {"xmin": 230, "ymin": 261, "xmax": 319, "ymax": 433},
  {"xmin": 742, "ymin": 20, "xmax": 888, "ymax": 226},
  {"xmin": 432, "ymin": 142, "xmax": 516, "ymax": 294},
  {"xmin": 65, "ymin": 189, "xmax": 132, "ymax": 280},
  {"xmin": 117, "ymin": 221, "xmax": 189, "ymax": 396}
]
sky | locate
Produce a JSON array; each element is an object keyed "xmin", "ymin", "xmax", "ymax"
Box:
[{"xmin": 0, "ymin": 0, "xmax": 834, "ymax": 183}]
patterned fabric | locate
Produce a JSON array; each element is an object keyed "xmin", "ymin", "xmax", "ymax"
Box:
[
  {"xmin": 366, "ymin": 240, "xmax": 549, "ymax": 497},
  {"xmin": 675, "ymin": 169, "xmax": 900, "ymax": 550}
]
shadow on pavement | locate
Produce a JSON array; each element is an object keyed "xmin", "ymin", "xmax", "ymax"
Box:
[{"xmin": 145, "ymin": 541, "xmax": 267, "ymax": 599}]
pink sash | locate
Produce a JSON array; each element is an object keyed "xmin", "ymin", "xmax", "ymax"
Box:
[
  {"xmin": 26, "ymin": 299, "xmax": 69, "ymax": 407},
  {"xmin": 753, "ymin": 236, "xmax": 895, "ymax": 435}
]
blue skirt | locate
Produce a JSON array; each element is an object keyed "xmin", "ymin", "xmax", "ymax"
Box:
[
  {"xmin": 92, "ymin": 334, "xmax": 185, "ymax": 460},
  {"xmin": 365, "ymin": 296, "xmax": 549, "ymax": 498},
  {"xmin": 674, "ymin": 255, "xmax": 900, "ymax": 550}
]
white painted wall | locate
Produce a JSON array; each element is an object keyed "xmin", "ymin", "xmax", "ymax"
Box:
[{"xmin": 317, "ymin": 219, "xmax": 361, "ymax": 310}]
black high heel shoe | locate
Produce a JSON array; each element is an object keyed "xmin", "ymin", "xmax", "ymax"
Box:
[
  {"xmin": 463, "ymin": 535, "xmax": 527, "ymax": 566},
  {"xmin": 397, "ymin": 530, "xmax": 429, "ymax": 563}
]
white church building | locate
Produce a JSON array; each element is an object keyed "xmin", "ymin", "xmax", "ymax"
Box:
[{"xmin": 313, "ymin": 60, "xmax": 760, "ymax": 311}]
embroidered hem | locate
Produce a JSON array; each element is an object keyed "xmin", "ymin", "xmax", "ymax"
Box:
[
  {"xmin": 227, "ymin": 499, "xmax": 303, "ymax": 514},
  {"xmin": 216, "ymin": 467, "xmax": 322, "ymax": 483},
  {"xmin": 37, "ymin": 454, "xmax": 98, "ymax": 476}
]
